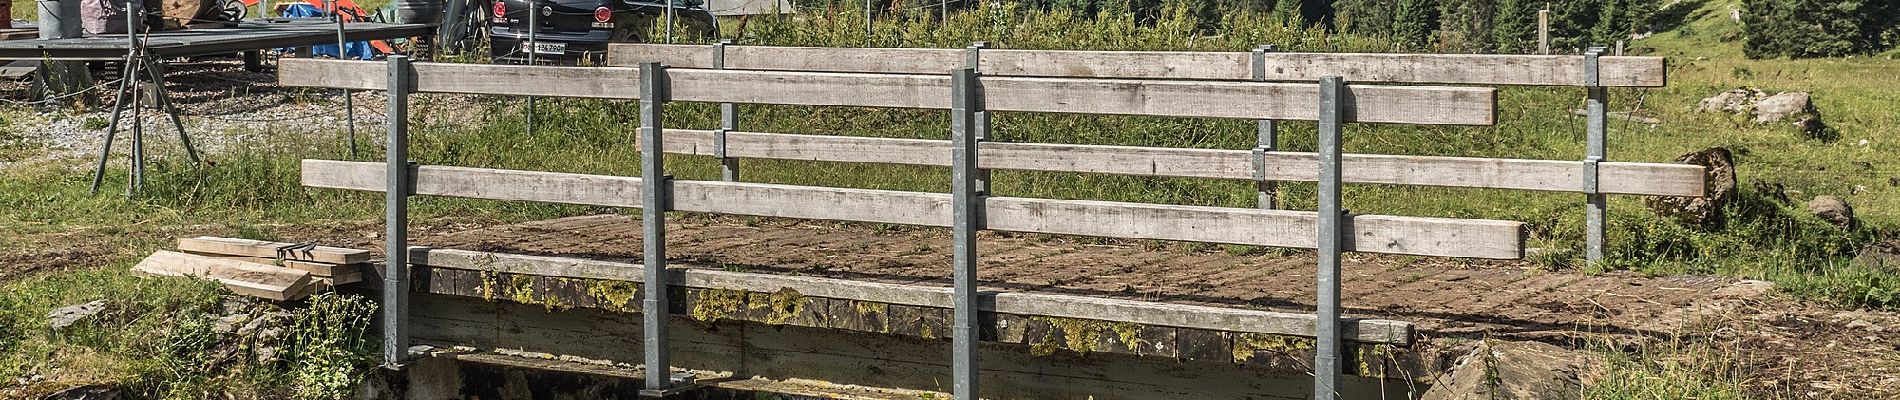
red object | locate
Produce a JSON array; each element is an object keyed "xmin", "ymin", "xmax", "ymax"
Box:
[
  {"xmin": 298, "ymin": 0, "xmax": 395, "ymax": 54},
  {"xmin": 592, "ymin": 6, "xmax": 611, "ymax": 22},
  {"xmin": 0, "ymin": 0, "xmax": 12, "ymax": 29},
  {"xmin": 493, "ymin": 0, "xmax": 506, "ymax": 19}
]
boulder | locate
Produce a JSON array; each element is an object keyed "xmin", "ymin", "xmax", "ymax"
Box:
[
  {"xmin": 1644, "ymin": 148, "xmax": 1737, "ymax": 229},
  {"xmin": 46, "ymin": 300, "xmax": 108, "ymax": 333},
  {"xmin": 1419, "ymin": 340, "xmax": 1585, "ymax": 400},
  {"xmin": 1807, "ymin": 195, "xmax": 1855, "ymax": 228},
  {"xmin": 1856, "ymin": 239, "xmax": 1899, "ymax": 271},
  {"xmin": 1695, "ymin": 88, "xmax": 1761, "ymax": 114},
  {"xmin": 44, "ymin": 384, "xmax": 120, "ymax": 400},
  {"xmin": 1753, "ymin": 91, "xmax": 1814, "ymax": 123}
]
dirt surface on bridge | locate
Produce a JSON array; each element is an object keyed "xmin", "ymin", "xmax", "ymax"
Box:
[{"xmin": 371, "ymin": 214, "xmax": 1900, "ymax": 398}]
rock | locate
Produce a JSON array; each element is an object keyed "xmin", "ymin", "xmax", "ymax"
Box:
[
  {"xmin": 1807, "ymin": 196, "xmax": 1855, "ymax": 228},
  {"xmin": 1644, "ymin": 148, "xmax": 1737, "ymax": 229},
  {"xmin": 46, "ymin": 300, "xmax": 108, "ymax": 333},
  {"xmin": 1857, "ymin": 239, "xmax": 1900, "ymax": 271},
  {"xmin": 1753, "ymin": 91, "xmax": 1814, "ymax": 123},
  {"xmin": 1419, "ymin": 340, "xmax": 1585, "ymax": 400},
  {"xmin": 1695, "ymin": 88, "xmax": 1760, "ymax": 114},
  {"xmin": 43, "ymin": 384, "xmax": 120, "ymax": 400}
]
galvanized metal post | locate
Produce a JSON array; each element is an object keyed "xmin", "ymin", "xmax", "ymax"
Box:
[
  {"xmin": 525, "ymin": 0, "xmax": 538, "ymax": 134},
  {"xmin": 965, "ymin": 41, "xmax": 989, "ymax": 196},
  {"xmin": 1250, "ymin": 44, "xmax": 1280, "ymax": 210},
  {"xmin": 637, "ymin": 62, "xmax": 677, "ymax": 396},
  {"xmin": 1313, "ymin": 76, "xmax": 1346, "ymax": 400},
  {"xmin": 333, "ymin": 0, "xmax": 357, "ymax": 159},
  {"xmin": 714, "ymin": 39, "xmax": 739, "ymax": 182},
  {"xmin": 1583, "ymin": 47, "xmax": 1607, "ymax": 265},
  {"xmin": 949, "ymin": 67, "xmax": 984, "ymax": 400},
  {"xmin": 127, "ymin": 1, "xmax": 144, "ymax": 196},
  {"xmin": 380, "ymin": 55, "xmax": 413, "ymax": 369}
]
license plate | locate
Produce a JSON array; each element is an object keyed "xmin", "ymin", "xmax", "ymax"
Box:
[{"xmin": 521, "ymin": 41, "xmax": 565, "ymax": 55}]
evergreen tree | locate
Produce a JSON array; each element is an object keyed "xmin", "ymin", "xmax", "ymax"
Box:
[
  {"xmin": 1491, "ymin": 0, "xmax": 1538, "ymax": 53},
  {"xmin": 1590, "ymin": 0, "xmax": 1627, "ymax": 46},
  {"xmin": 1275, "ymin": 0, "xmax": 1305, "ymax": 24},
  {"xmin": 1391, "ymin": 0, "xmax": 1435, "ymax": 48},
  {"xmin": 1742, "ymin": 0, "xmax": 1892, "ymax": 58}
]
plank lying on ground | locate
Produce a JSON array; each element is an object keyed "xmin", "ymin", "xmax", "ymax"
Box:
[
  {"xmin": 177, "ymin": 236, "xmax": 370, "ymax": 264},
  {"xmin": 304, "ymin": 160, "xmax": 1524, "ymax": 258},
  {"xmin": 188, "ymin": 253, "xmax": 364, "ymax": 284},
  {"xmin": 654, "ymin": 129, "xmax": 1706, "ymax": 197},
  {"xmin": 606, "ymin": 44, "xmax": 1666, "ymax": 86},
  {"xmin": 275, "ymin": 59, "xmax": 1497, "ymax": 125},
  {"xmin": 411, "ymin": 248, "xmax": 1414, "ymax": 344},
  {"xmin": 131, "ymin": 251, "xmax": 312, "ymax": 301}
]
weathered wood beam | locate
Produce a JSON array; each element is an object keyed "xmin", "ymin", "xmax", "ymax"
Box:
[
  {"xmin": 304, "ymin": 160, "xmax": 1525, "ymax": 258},
  {"xmin": 276, "ymin": 59, "xmax": 1498, "ymax": 125},
  {"xmin": 131, "ymin": 251, "xmax": 312, "ymax": 301},
  {"xmin": 411, "ymin": 248, "xmax": 1415, "ymax": 345},
  {"xmin": 177, "ymin": 236, "xmax": 371, "ymax": 264},
  {"xmin": 605, "ymin": 44, "xmax": 1666, "ymax": 87},
  {"xmin": 653, "ymin": 129, "xmax": 1705, "ymax": 197}
]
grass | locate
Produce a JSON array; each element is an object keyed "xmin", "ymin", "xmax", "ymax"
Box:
[{"xmin": 0, "ymin": 0, "xmax": 1894, "ymax": 398}]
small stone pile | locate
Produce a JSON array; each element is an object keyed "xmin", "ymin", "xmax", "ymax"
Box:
[{"xmin": 1697, "ymin": 88, "xmax": 1829, "ymax": 138}]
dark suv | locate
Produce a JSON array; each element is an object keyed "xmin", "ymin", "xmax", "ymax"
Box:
[{"xmin": 489, "ymin": 0, "xmax": 716, "ymax": 64}]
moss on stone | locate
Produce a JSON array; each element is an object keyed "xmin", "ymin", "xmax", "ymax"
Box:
[
  {"xmin": 1027, "ymin": 317, "xmax": 1143, "ymax": 356},
  {"xmin": 757, "ymin": 288, "xmax": 807, "ymax": 325},
  {"xmin": 691, "ymin": 289, "xmax": 748, "ymax": 322},
  {"xmin": 586, "ymin": 279, "xmax": 640, "ymax": 312},
  {"xmin": 1231, "ymin": 333, "xmax": 1315, "ymax": 363}
]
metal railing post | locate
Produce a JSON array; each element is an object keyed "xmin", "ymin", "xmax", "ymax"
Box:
[
  {"xmin": 949, "ymin": 67, "xmax": 984, "ymax": 400},
  {"xmin": 331, "ymin": 0, "xmax": 357, "ymax": 159},
  {"xmin": 636, "ymin": 62, "xmax": 690, "ymax": 397},
  {"xmin": 1313, "ymin": 76, "xmax": 1346, "ymax": 400},
  {"xmin": 381, "ymin": 55, "xmax": 413, "ymax": 369},
  {"xmin": 525, "ymin": 0, "xmax": 538, "ymax": 134},
  {"xmin": 714, "ymin": 39, "xmax": 739, "ymax": 182},
  {"xmin": 1250, "ymin": 44, "xmax": 1279, "ymax": 210},
  {"xmin": 1583, "ymin": 47, "xmax": 1607, "ymax": 265},
  {"xmin": 965, "ymin": 41, "xmax": 990, "ymax": 195}
]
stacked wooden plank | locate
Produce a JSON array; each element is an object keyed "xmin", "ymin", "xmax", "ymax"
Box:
[{"xmin": 130, "ymin": 237, "xmax": 371, "ymax": 300}]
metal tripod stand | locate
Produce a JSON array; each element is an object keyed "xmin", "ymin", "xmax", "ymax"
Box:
[{"xmin": 88, "ymin": 1, "xmax": 202, "ymax": 195}]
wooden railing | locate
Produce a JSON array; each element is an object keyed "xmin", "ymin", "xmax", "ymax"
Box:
[{"xmin": 279, "ymin": 45, "xmax": 1695, "ymax": 399}]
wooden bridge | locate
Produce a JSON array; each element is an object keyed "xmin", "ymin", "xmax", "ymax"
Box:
[{"xmin": 279, "ymin": 44, "xmax": 1692, "ymax": 399}]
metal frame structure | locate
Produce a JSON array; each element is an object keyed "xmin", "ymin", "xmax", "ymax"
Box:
[
  {"xmin": 381, "ymin": 55, "xmax": 413, "ymax": 368},
  {"xmin": 1583, "ymin": 46, "xmax": 1608, "ymax": 264},
  {"xmin": 1250, "ymin": 44, "xmax": 1280, "ymax": 210}
]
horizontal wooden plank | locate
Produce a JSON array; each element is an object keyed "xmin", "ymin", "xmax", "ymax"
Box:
[
  {"xmin": 606, "ymin": 44, "xmax": 1664, "ymax": 86},
  {"xmin": 275, "ymin": 59, "xmax": 1497, "ymax": 125},
  {"xmin": 300, "ymin": 160, "xmax": 645, "ymax": 207},
  {"xmin": 654, "ymin": 130, "xmax": 1704, "ymax": 196},
  {"xmin": 410, "ymin": 248, "xmax": 1413, "ymax": 344},
  {"xmin": 177, "ymin": 236, "xmax": 371, "ymax": 264},
  {"xmin": 132, "ymin": 251, "xmax": 312, "ymax": 301},
  {"xmin": 1259, "ymin": 53, "xmax": 1666, "ymax": 87},
  {"xmin": 278, "ymin": 59, "xmax": 640, "ymax": 99},
  {"xmin": 186, "ymin": 252, "xmax": 363, "ymax": 282},
  {"xmin": 305, "ymin": 161, "xmax": 1522, "ymax": 258}
]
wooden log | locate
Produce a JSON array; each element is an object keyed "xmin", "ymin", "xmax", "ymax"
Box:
[
  {"xmin": 306, "ymin": 160, "xmax": 1523, "ymax": 258},
  {"xmin": 276, "ymin": 59, "xmax": 1498, "ymax": 125},
  {"xmin": 652, "ymin": 129, "xmax": 1706, "ymax": 197},
  {"xmin": 605, "ymin": 44, "xmax": 1665, "ymax": 87},
  {"xmin": 131, "ymin": 251, "xmax": 313, "ymax": 301},
  {"xmin": 411, "ymin": 248, "xmax": 1415, "ymax": 344},
  {"xmin": 176, "ymin": 236, "xmax": 370, "ymax": 265}
]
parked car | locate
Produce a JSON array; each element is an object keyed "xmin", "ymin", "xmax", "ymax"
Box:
[{"xmin": 489, "ymin": 0, "xmax": 716, "ymax": 64}]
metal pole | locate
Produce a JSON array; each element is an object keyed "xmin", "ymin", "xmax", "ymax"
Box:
[
  {"xmin": 525, "ymin": 0, "xmax": 537, "ymax": 134},
  {"xmin": 88, "ymin": 69, "xmax": 134, "ymax": 194},
  {"xmin": 1583, "ymin": 47, "xmax": 1607, "ymax": 265},
  {"xmin": 637, "ymin": 62, "xmax": 676, "ymax": 395},
  {"xmin": 949, "ymin": 67, "xmax": 983, "ymax": 400},
  {"xmin": 1250, "ymin": 44, "xmax": 1279, "ymax": 210},
  {"xmin": 332, "ymin": 0, "xmax": 357, "ymax": 159},
  {"xmin": 965, "ymin": 41, "xmax": 988, "ymax": 196},
  {"xmin": 380, "ymin": 55, "xmax": 413, "ymax": 369},
  {"xmin": 714, "ymin": 39, "xmax": 739, "ymax": 182},
  {"xmin": 664, "ymin": 0, "xmax": 674, "ymax": 43},
  {"xmin": 127, "ymin": 1, "xmax": 144, "ymax": 195},
  {"xmin": 1313, "ymin": 76, "xmax": 1345, "ymax": 400},
  {"xmin": 862, "ymin": 0, "xmax": 871, "ymax": 43}
]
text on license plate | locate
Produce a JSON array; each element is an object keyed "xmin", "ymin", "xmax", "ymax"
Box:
[{"xmin": 522, "ymin": 42, "xmax": 565, "ymax": 55}]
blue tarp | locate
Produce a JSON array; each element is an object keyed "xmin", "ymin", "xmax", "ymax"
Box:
[{"xmin": 280, "ymin": 4, "xmax": 376, "ymax": 60}]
